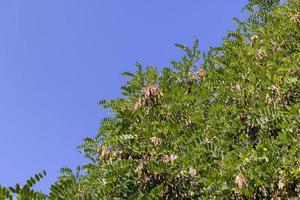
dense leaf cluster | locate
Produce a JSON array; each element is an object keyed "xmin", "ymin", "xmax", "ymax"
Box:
[{"xmin": 1, "ymin": 0, "xmax": 299, "ymax": 199}]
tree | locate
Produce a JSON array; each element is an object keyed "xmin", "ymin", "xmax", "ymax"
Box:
[{"xmin": 1, "ymin": 0, "xmax": 299, "ymax": 199}]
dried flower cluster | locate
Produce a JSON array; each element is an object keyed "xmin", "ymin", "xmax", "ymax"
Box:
[
  {"xmin": 187, "ymin": 72, "xmax": 196, "ymax": 82},
  {"xmin": 250, "ymin": 34, "xmax": 259, "ymax": 41},
  {"xmin": 144, "ymin": 85, "xmax": 162, "ymax": 99},
  {"xmin": 235, "ymin": 173, "xmax": 247, "ymax": 188},
  {"xmin": 291, "ymin": 13, "xmax": 300, "ymax": 24},
  {"xmin": 133, "ymin": 85, "xmax": 163, "ymax": 110},
  {"xmin": 161, "ymin": 154, "xmax": 178, "ymax": 164},
  {"xmin": 133, "ymin": 98, "xmax": 142, "ymax": 110},
  {"xmin": 150, "ymin": 136, "xmax": 162, "ymax": 146},
  {"xmin": 234, "ymin": 83, "xmax": 241, "ymax": 92},
  {"xmin": 97, "ymin": 145, "xmax": 110, "ymax": 156},
  {"xmin": 271, "ymin": 42, "xmax": 280, "ymax": 54},
  {"xmin": 189, "ymin": 167, "xmax": 197, "ymax": 177},
  {"xmin": 135, "ymin": 155, "xmax": 149, "ymax": 175},
  {"xmin": 97, "ymin": 145, "xmax": 111, "ymax": 161},
  {"xmin": 278, "ymin": 178, "xmax": 285, "ymax": 190},
  {"xmin": 270, "ymin": 84, "xmax": 280, "ymax": 95},
  {"xmin": 265, "ymin": 94, "xmax": 272, "ymax": 105},
  {"xmin": 255, "ymin": 49, "xmax": 265, "ymax": 60},
  {"xmin": 196, "ymin": 68, "xmax": 206, "ymax": 80}
]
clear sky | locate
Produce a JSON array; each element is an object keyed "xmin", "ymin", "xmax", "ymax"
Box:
[{"xmin": 0, "ymin": 0, "xmax": 248, "ymax": 192}]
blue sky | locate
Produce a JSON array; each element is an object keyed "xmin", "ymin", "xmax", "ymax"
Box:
[{"xmin": 0, "ymin": 0, "xmax": 247, "ymax": 192}]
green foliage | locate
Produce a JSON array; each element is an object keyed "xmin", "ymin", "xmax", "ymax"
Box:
[
  {"xmin": 0, "ymin": 171, "xmax": 47, "ymax": 200},
  {"xmin": 1, "ymin": 0, "xmax": 299, "ymax": 199}
]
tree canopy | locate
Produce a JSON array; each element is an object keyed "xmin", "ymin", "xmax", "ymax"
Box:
[{"xmin": 1, "ymin": 0, "xmax": 299, "ymax": 199}]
